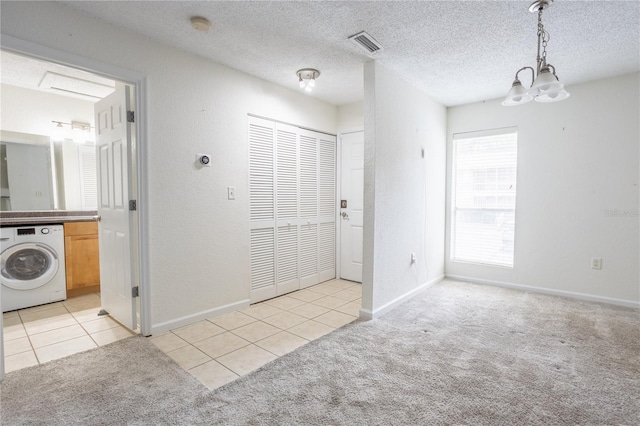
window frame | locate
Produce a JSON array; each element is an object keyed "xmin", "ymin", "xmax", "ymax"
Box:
[{"xmin": 450, "ymin": 127, "xmax": 518, "ymax": 268}]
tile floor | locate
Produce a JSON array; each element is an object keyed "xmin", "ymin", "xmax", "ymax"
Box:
[
  {"xmin": 2, "ymin": 293, "xmax": 135, "ymax": 373},
  {"xmin": 2, "ymin": 279, "xmax": 361, "ymax": 391},
  {"xmin": 150, "ymin": 279, "xmax": 361, "ymax": 389}
]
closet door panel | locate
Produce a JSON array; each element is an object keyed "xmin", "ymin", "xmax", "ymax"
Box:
[
  {"xmin": 318, "ymin": 135, "xmax": 336, "ymax": 280},
  {"xmin": 250, "ymin": 227, "xmax": 276, "ymax": 302},
  {"xmin": 249, "ymin": 117, "xmax": 276, "ymax": 302},
  {"xmin": 299, "ymin": 133, "xmax": 318, "ymax": 221},
  {"xmin": 277, "ymin": 224, "xmax": 299, "ymax": 295},
  {"xmin": 299, "ymin": 223, "xmax": 319, "ymax": 288}
]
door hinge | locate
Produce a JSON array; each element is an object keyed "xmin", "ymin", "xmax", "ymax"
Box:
[
  {"xmin": 127, "ymin": 111, "xmax": 135, "ymax": 123},
  {"xmin": 129, "ymin": 200, "xmax": 137, "ymax": 211},
  {"xmin": 132, "ymin": 286, "xmax": 139, "ymax": 298}
]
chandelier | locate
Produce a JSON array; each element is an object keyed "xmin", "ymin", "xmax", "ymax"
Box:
[{"xmin": 502, "ymin": 0, "xmax": 570, "ymax": 106}]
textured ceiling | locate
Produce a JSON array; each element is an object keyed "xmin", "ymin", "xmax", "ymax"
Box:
[
  {"xmin": 1, "ymin": 51, "xmax": 115, "ymax": 101},
  {"xmin": 45, "ymin": 1, "xmax": 640, "ymax": 106}
]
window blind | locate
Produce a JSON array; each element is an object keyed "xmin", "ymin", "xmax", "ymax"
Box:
[{"xmin": 452, "ymin": 129, "xmax": 517, "ymax": 267}]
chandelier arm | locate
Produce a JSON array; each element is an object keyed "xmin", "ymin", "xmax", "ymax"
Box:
[{"xmin": 515, "ymin": 66, "xmax": 536, "ymax": 87}]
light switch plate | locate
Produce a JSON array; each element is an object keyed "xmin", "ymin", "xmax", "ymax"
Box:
[{"xmin": 228, "ymin": 186, "xmax": 235, "ymax": 200}]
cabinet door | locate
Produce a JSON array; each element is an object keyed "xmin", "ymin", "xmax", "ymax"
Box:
[{"xmin": 65, "ymin": 234, "xmax": 101, "ymax": 290}]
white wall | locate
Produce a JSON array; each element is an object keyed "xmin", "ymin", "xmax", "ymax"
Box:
[
  {"xmin": 362, "ymin": 61, "xmax": 446, "ymax": 318},
  {"xmin": 337, "ymin": 101, "xmax": 364, "ymax": 131},
  {"xmin": 446, "ymin": 73, "xmax": 640, "ymax": 306},
  {"xmin": 1, "ymin": 1, "xmax": 338, "ymax": 331}
]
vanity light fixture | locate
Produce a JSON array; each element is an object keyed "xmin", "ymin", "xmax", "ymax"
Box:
[
  {"xmin": 502, "ymin": 0, "xmax": 570, "ymax": 106},
  {"xmin": 296, "ymin": 68, "xmax": 320, "ymax": 92},
  {"xmin": 51, "ymin": 121, "xmax": 93, "ymax": 132}
]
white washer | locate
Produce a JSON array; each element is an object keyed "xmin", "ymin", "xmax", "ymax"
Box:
[{"xmin": 1, "ymin": 225, "xmax": 67, "ymax": 312}]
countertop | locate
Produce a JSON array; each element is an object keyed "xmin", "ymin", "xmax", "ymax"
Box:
[{"xmin": 0, "ymin": 210, "xmax": 98, "ymax": 227}]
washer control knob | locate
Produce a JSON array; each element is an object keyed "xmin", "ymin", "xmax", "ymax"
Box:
[{"xmin": 41, "ymin": 228, "xmax": 50, "ymax": 235}]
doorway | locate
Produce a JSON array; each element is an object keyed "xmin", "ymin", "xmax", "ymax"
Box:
[{"xmin": 0, "ymin": 35, "xmax": 149, "ymax": 379}]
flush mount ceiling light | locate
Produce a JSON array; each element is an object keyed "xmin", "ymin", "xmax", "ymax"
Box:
[
  {"xmin": 296, "ymin": 68, "xmax": 320, "ymax": 92},
  {"xmin": 190, "ymin": 16, "xmax": 211, "ymax": 32},
  {"xmin": 502, "ymin": 0, "xmax": 570, "ymax": 106}
]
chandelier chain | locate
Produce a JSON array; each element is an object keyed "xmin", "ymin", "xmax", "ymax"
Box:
[{"xmin": 537, "ymin": 7, "xmax": 550, "ymax": 63}]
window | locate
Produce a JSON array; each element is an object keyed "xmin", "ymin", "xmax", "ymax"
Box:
[{"xmin": 452, "ymin": 128, "xmax": 517, "ymax": 267}]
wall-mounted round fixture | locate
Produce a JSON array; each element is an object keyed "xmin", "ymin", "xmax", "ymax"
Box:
[
  {"xmin": 190, "ymin": 16, "xmax": 211, "ymax": 32},
  {"xmin": 296, "ymin": 68, "xmax": 320, "ymax": 92}
]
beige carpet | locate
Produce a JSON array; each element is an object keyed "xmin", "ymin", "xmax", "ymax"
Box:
[{"xmin": 2, "ymin": 280, "xmax": 639, "ymax": 425}]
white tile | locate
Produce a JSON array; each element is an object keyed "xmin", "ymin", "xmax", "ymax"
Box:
[
  {"xmin": 264, "ymin": 296, "xmax": 306, "ymax": 310},
  {"xmin": 172, "ymin": 320, "xmax": 225, "ymax": 344},
  {"xmin": 63, "ymin": 294, "xmax": 101, "ymax": 309},
  {"xmin": 311, "ymin": 296, "xmax": 349, "ymax": 310},
  {"xmin": 4, "ymin": 336, "xmax": 32, "ymax": 356},
  {"xmin": 5, "ymin": 350, "xmax": 39, "ymax": 373},
  {"xmin": 80, "ymin": 317, "xmax": 120, "ymax": 334},
  {"xmin": 208, "ymin": 311, "xmax": 257, "ymax": 330},
  {"xmin": 287, "ymin": 289, "xmax": 326, "ymax": 303},
  {"xmin": 3, "ymin": 319, "xmax": 27, "ymax": 341},
  {"xmin": 313, "ymin": 311, "xmax": 357, "ymax": 328},
  {"xmin": 216, "ymin": 344, "xmax": 277, "ymax": 376},
  {"xmin": 255, "ymin": 331, "xmax": 308, "ymax": 356},
  {"xmin": 69, "ymin": 307, "xmax": 104, "ymax": 323},
  {"xmin": 306, "ymin": 283, "xmax": 342, "ymax": 296},
  {"xmin": 34, "ymin": 335, "xmax": 97, "ymax": 363},
  {"xmin": 332, "ymin": 289, "xmax": 362, "ymax": 302},
  {"xmin": 18, "ymin": 302, "xmax": 64, "ymax": 316},
  {"xmin": 3, "ymin": 310, "xmax": 19, "ymax": 320},
  {"xmin": 241, "ymin": 303, "xmax": 284, "ymax": 320},
  {"xmin": 324, "ymin": 280, "xmax": 358, "ymax": 290},
  {"xmin": 29, "ymin": 324, "xmax": 87, "ymax": 348},
  {"xmin": 149, "ymin": 333, "xmax": 189, "ymax": 353},
  {"xmin": 261, "ymin": 311, "xmax": 307, "ymax": 330},
  {"xmin": 166, "ymin": 345, "xmax": 212, "ymax": 370},
  {"xmin": 22, "ymin": 313, "xmax": 78, "ymax": 335},
  {"xmin": 194, "ymin": 332, "xmax": 250, "ymax": 359},
  {"xmin": 189, "ymin": 360, "xmax": 239, "ymax": 390},
  {"xmin": 288, "ymin": 320, "xmax": 336, "ymax": 341},
  {"xmin": 288, "ymin": 303, "xmax": 331, "ymax": 319},
  {"xmin": 90, "ymin": 327, "xmax": 134, "ymax": 346},
  {"xmin": 231, "ymin": 321, "xmax": 280, "ymax": 343},
  {"xmin": 334, "ymin": 301, "xmax": 362, "ymax": 317},
  {"xmin": 19, "ymin": 306, "xmax": 69, "ymax": 323}
]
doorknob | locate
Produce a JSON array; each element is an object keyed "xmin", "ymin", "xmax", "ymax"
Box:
[{"xmin": 341, "ymin": 211, "xmax": 349, "ymax": 219}]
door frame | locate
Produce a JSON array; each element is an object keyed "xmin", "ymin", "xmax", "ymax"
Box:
[
  {"xmin": 0, "ymin": 37, "xmax": 151, "ymax": 346},
  {"xmin": 336, "ymin": 127, "xmax": 364, "ymax": 281}
]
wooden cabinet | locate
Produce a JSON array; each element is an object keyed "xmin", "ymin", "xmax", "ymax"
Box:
[{"xmin": 64, "ymin": 222, "xmax": 100, "ymax": 297}]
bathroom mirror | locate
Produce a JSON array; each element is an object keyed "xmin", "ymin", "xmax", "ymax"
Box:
[{"xmin": 1, "ymin": 131, "xmax": 97, "ymax": 212}]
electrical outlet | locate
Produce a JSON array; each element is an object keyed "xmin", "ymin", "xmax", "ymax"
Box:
[
  {"xmin": 228, "ymin": 186, "xmax": 235, "ymax": 200},
  {"xmin": 591, "ymin": 257, "xmax": 602, "ymax": 270},
  {"xmin": 410, "ymin": 253, "xmax": 416, "ymax": 264}
]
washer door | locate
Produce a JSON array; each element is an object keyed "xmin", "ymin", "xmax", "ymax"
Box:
[{"xmin": 1, "ymin": 243, "xmax": 59, "ymax": 290}]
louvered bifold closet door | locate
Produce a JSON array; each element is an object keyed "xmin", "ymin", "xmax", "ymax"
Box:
[
  {"xmin": 318, "ymin": 135, "xmax": 337, "ymax": 282},
  {"xmin": 249, "ymin": 117, "xmax": 276, "ymax": 302},
  {"xmin": 275, "ymin": 124, "xmax": 300, "ymax": 295},
  {"xmin": 298, "ymin": 130, "xmax": 319, "ymax": 287}
]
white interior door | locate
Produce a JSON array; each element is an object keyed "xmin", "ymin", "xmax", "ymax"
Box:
[
  {"xmin": 340, "ymin": 131, "xmax": 364, "ymax": 282},
  {"xmin": 95, "ymin": 85, "xmax": 136, "ymax": 330}
]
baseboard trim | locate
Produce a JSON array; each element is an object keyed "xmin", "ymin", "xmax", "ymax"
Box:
[
  {"xmin": 445, "ymin": 274, "xmax": 640, "ymax": 309},
  {"xmin": 360, "ymin": 274, "xmax": 445, "ymax": 320},
  {"xmin": 150, "ymin": 299, "xmax": 250, "ymax": 335}
]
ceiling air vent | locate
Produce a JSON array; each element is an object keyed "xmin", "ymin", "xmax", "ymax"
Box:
[
  {"xmin": 39, "ymin": 72, "xmax": 115, "ymax": 100},
  {"xmin": 349, "ymin": 31, "xmax": 383, "ymax": 55}
]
